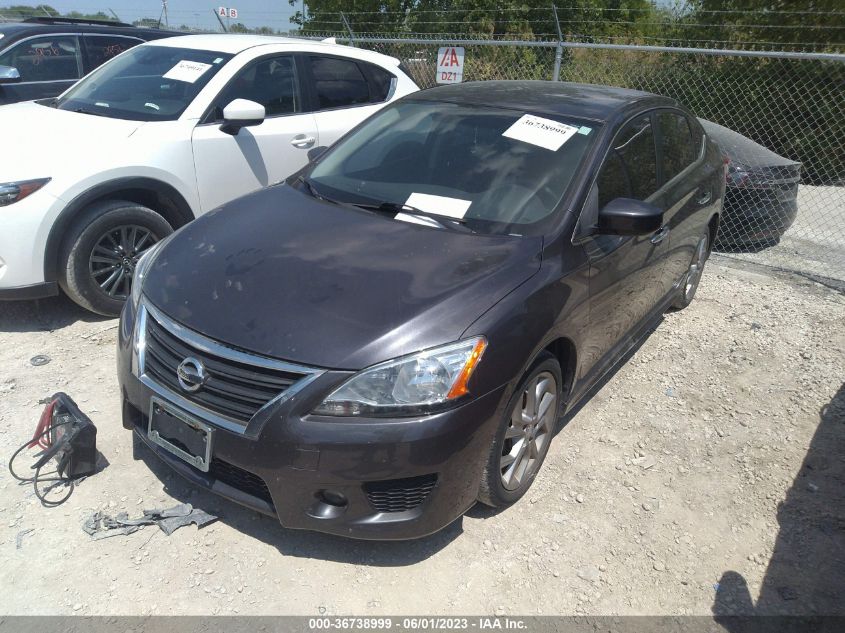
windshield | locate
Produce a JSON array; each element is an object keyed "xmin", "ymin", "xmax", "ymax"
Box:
[
  {"xmin": 55, "ymin": 45, "xmax": 233, "ymax": 121},
  {"xmin": 308, "ymin": 100, "xmax": 599, "ymax": 235}
]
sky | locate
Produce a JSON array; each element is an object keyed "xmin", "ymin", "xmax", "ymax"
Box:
[{"xmin": 41, "ymin": 0, "xmax": 302, "ymax": 32}]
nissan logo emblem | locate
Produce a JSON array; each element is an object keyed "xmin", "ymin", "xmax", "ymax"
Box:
[{"xmin": 176, "ymin": 357, "xmax": 207, "ymax": 393}]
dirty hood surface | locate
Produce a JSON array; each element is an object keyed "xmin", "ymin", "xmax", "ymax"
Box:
[{"xmin": 144, "ymin": 185, "xmax": 542, "ymax": 370}]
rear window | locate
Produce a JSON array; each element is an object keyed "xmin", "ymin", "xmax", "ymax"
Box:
[
  {"xmin": 658, "ymin": 112, "xmax": 697, "ymax": 183},
  {"xmin": 364, "ymin": 62, "xmax": 396, "ymax": 102},
  {"xmin": 84, "ymin": 35, "xmax": 142, "ymax": 69},
  {"xmin": 309, "ymin": 56, "xmax": 370, "ymax": 110}
]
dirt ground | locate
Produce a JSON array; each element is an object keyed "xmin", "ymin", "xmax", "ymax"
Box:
[{"xmin": 0, "ymin": 256, "xmax": 842, "ymax": 617}]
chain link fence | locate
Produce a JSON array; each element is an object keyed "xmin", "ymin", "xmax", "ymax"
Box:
[{"xmin": 315, "ymin": 34, "xmax": 845, "ymax": 283}]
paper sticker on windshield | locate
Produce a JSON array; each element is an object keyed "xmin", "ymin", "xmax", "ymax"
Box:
[
  {"xmin": 406, "ymin": 192, "xmax": 472, "ymax": 219},
  {"xmin": 502, "ymin": 114, "xmax": 578, "ymax": 151},
  {"xmin": 163, "ymin": 60, "xmax": 212, "ymax": 83}
]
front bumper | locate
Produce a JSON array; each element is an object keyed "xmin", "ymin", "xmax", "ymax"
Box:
[
  {"xmin": 117, "ymin": 300, "xmax": 508, "ymax": 540},
  {"xmin": 0, "ymin": 280, "xmax": 59, "ymax": 300},
  {"xmin": 0, "ymin": 189, "xmax": 64, "ymax": 291}
]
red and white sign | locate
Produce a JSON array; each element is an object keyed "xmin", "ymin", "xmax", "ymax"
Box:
[
  {"xmin": 217, "ymin": 6, "xmax": 238, "ymax": 18},
  {"xmin": 229, "ymin": 7, "xmax": 238, "ymax": 19},
  {"xmin": 436, "ymin": 46, "xmax": 464, "ymax": 84}
]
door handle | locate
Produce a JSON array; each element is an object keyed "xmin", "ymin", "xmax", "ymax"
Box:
[
  {"xmin": 651, "ymin": 225, "xmax": 670, "ymax": 245},
  {"xmin": 290, "ymin": 135, "xmax": 316, "ymax": 148},
  {"xmin": 696, "ymin": 188, "xmax": 712, "ymax": 206}
]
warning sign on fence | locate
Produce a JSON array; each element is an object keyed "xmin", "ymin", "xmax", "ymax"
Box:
[{"xmin": 436, "ymin": 46, "xmax": 465, "ymax": 84}]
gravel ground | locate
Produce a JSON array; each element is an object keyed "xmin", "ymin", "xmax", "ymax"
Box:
[
  {"xmin": 720, "ymin": 184, "xmax": 845, "ymax": 283},
  {"xmin": 0, "ymin": 256, "xmax": 842, "ymax": 616}
]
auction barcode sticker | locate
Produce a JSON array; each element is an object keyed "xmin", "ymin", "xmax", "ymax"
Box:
[{"xmin": 502, "ymin": 114, "xmax": 579, "ymax": 151}]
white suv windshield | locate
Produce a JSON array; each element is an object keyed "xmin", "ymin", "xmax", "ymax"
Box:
[{"xmin": 55, "ymin": 45, "xmax": 233, "ymax": 121}]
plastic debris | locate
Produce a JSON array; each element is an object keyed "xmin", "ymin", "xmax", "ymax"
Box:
[{"xmin": 81, "ymin": 503, "xmax": 217, "ymax": 540}]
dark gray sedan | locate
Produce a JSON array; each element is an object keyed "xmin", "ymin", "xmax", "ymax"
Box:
[
  {"xmin": 700, "ymin": 119, "xmax": 801, "ymax": 249},
  {"xmin": 118, "ymin": 82, "xmax": 724, "ymax": 539}
]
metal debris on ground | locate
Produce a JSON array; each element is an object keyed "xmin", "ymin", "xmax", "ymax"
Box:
[
  {"xmin": 29, "ymin": 355, "xmax": 51, "ymax": 366},
  {"xmin": 81, "ymin": 503, "xmax": 217, "ymax": 540},
  {"xmin": 15, "ymin": 528, "xmax": 34, "ymax": 549}
]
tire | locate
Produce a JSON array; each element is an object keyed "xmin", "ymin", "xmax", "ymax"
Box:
[
  {"xmin": 478, "ymin": 351, "xmax": 562, "ymax": 508},
  {"xmin": 671, "ymin": 232, "xmax": 710, "ymax": 311},
  {"xmin": 59, "ymin": 200, "xmax": 173, "ymax": 316}
]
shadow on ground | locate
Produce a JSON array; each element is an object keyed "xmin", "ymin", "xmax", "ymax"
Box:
[
  {"xmin": 713, "ymin": 383, "xmax": 845, "ymax": 624},
  {"xmin": 133, "ymin": 436, "xmax": 463, "ymax": 566},
  {"xmin": 0, "ymin": 294, "xmax": 109, "ymax": 333}
]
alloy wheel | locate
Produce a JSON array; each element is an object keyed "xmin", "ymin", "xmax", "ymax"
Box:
[
  {"xmin": 684, "ymin": 236, "xmax": 708, "ymax": 303},
  {"xmin": 500, "ymin": 371, "xmax": 558, "ymax": 491},
  {"xmin": 88, "ymin": 225, "xmax": 157, "ymax": 299}
]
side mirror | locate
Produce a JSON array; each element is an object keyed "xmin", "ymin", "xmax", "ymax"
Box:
[
  {"xmin": 220, "ymin": 98, "xmax": 265, "ymax": 135},
  {"xmin": 307, "ymin": 146, "xmax": 328, "ymax": 162},
  {"xmin": 597, "ymin": 198, "xmax": 663, "ymax": 236},
  {"xmin": 0, "ymin": 65, "xmax": 21, "ymax": 84}
]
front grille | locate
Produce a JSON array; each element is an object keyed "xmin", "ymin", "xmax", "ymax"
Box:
[
  {"xmin": 142, "ymin": 311, "xmax": 307, "ymax": 424},
  {"xmin": 209, "ymin": 458, "xmax": 273, "ymax": 506},
  {"xmin": 364, "ymin": 474, "xmax": 438, "ymax": 513}
]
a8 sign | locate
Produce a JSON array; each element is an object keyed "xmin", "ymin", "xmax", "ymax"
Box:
[{"xmin": 436, "ymin": 46, "xmax": 465, "ymax": 84}]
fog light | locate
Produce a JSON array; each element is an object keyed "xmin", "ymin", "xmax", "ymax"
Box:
[
  {"xmin": 319, "ymin": 489, "xmax": 347, "ymax": 508},
  {"xmin": 307, "ymin": 489, "xmax": 348, "ymax": 520}
]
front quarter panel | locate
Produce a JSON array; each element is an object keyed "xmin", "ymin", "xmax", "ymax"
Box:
[{"xmin": 461, "ymin": 238, "xmax": 591, "ymax": 408}]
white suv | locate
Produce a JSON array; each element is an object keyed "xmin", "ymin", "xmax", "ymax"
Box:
[{"xmin": 0, "ymin": 34, "xmax": 417, "ymax": 315}]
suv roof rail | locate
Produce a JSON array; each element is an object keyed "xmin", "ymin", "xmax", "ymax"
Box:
[{"xmin": 23, "ymin": 16, "xmax": 134, "ymax": 28}]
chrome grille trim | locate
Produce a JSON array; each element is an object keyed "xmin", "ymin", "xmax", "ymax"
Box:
[{"xmin": 134, "ymin": 299, "xmax": 324, "ymax": 435}]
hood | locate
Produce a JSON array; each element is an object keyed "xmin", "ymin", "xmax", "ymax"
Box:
[
  {"xmin": 144, "ymin": 185, "xmax": 542, "ymax": 370},
  {"xmin": 0, "ymin": 102, "xmax": 143, "ymax": 182}
]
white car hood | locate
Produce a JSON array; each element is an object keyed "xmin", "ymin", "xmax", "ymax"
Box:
[{"xmin": 0, "ymin": 101, "xmax": 144, "ymax": 183}]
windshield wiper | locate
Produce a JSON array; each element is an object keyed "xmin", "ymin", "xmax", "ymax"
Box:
[
  {"xmin": 354, "ymin": 201, "xmax": 471, "ymax": 229},
  {"xmin": 71, "ymin": 107, "xmax": 108, "ymax": 117}
]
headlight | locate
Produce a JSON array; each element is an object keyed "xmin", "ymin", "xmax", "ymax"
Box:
[
  {"xmin": 129, "ymin": 237, "xmax": 168, "ymax": 307},
  {"xmin": 313, "ymin": 337, "xmax": 487, "ymax": 417},
  {"xmin": 0, "ymin": 178, "xmax": 51, "ymax": 206}
]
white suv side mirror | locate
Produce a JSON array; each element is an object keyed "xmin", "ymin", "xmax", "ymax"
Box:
[{"xmin": 221, "ymin": 98, "xmax": 265, "ymax": 135}]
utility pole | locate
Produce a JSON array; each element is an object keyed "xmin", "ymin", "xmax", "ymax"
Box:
[
  {"xmin": 551, "ymin": 4, "xmax": 564, "ymax": 82},
  {"xmin": 213, "ymin": 8, "xmax": 228, "ymax": 33}
]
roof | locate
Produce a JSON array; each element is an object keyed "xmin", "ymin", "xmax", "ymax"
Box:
[
  {"xmin": 144, "ymin": 34, "xmax": 400, "ymax": 66},
  {"xmin": 410, "ymin": 80, "xmax": 673, "ymax": 122},
  {"xmin": 0, "ymin": 20, "xmax": 176, "ymax": 39}
]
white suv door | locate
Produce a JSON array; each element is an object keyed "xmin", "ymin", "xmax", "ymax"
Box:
[
  {"xmin": 305, "ymin": 54, "xmax": 399, "ymax": 147},
  {"xmin": 191, "ymin": 54, "xmax": 318, "ymax": 213}
]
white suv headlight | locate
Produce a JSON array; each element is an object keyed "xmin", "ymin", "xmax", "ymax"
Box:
[
  {"xmin": 0, "ymin": 178, "xmax": 50, "ymax": 206},
  {"xmin": 313, "ymin": 337, "xmax": 487, "ymax": 417}
]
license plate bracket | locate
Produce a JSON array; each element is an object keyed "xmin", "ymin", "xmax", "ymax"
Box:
[{"xmin": 148, "ymin": 397, "xmax": 213, "ymax": 472}]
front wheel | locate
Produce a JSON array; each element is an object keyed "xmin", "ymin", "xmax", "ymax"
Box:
[
  {"xmin": 60, "ymin": 200, "xmax": 173, "ymax": 316},
  {"xmin": 478, "ymin": 352, "xmax": 562, "ymax": 508}
]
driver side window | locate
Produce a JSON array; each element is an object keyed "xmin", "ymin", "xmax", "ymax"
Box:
[
  {"xmin": 597, "ymin": 115, "xmax": 658, "ymax": 209},
  {"xmin": 209, "ymin": 55, "xmax": 299, "ymax": 122},
  {"xmin": 0, "ymin": 35, "xmax": 81, "ymax": 83}
]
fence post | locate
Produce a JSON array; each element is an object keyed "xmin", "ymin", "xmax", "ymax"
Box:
[
  {"xmin": 341, "ymin": 12, "xmax": 355, "ymax": 47},
  {"xmin": 552, "ymin": 4, "xmax": 563, "ymax": 81}
]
